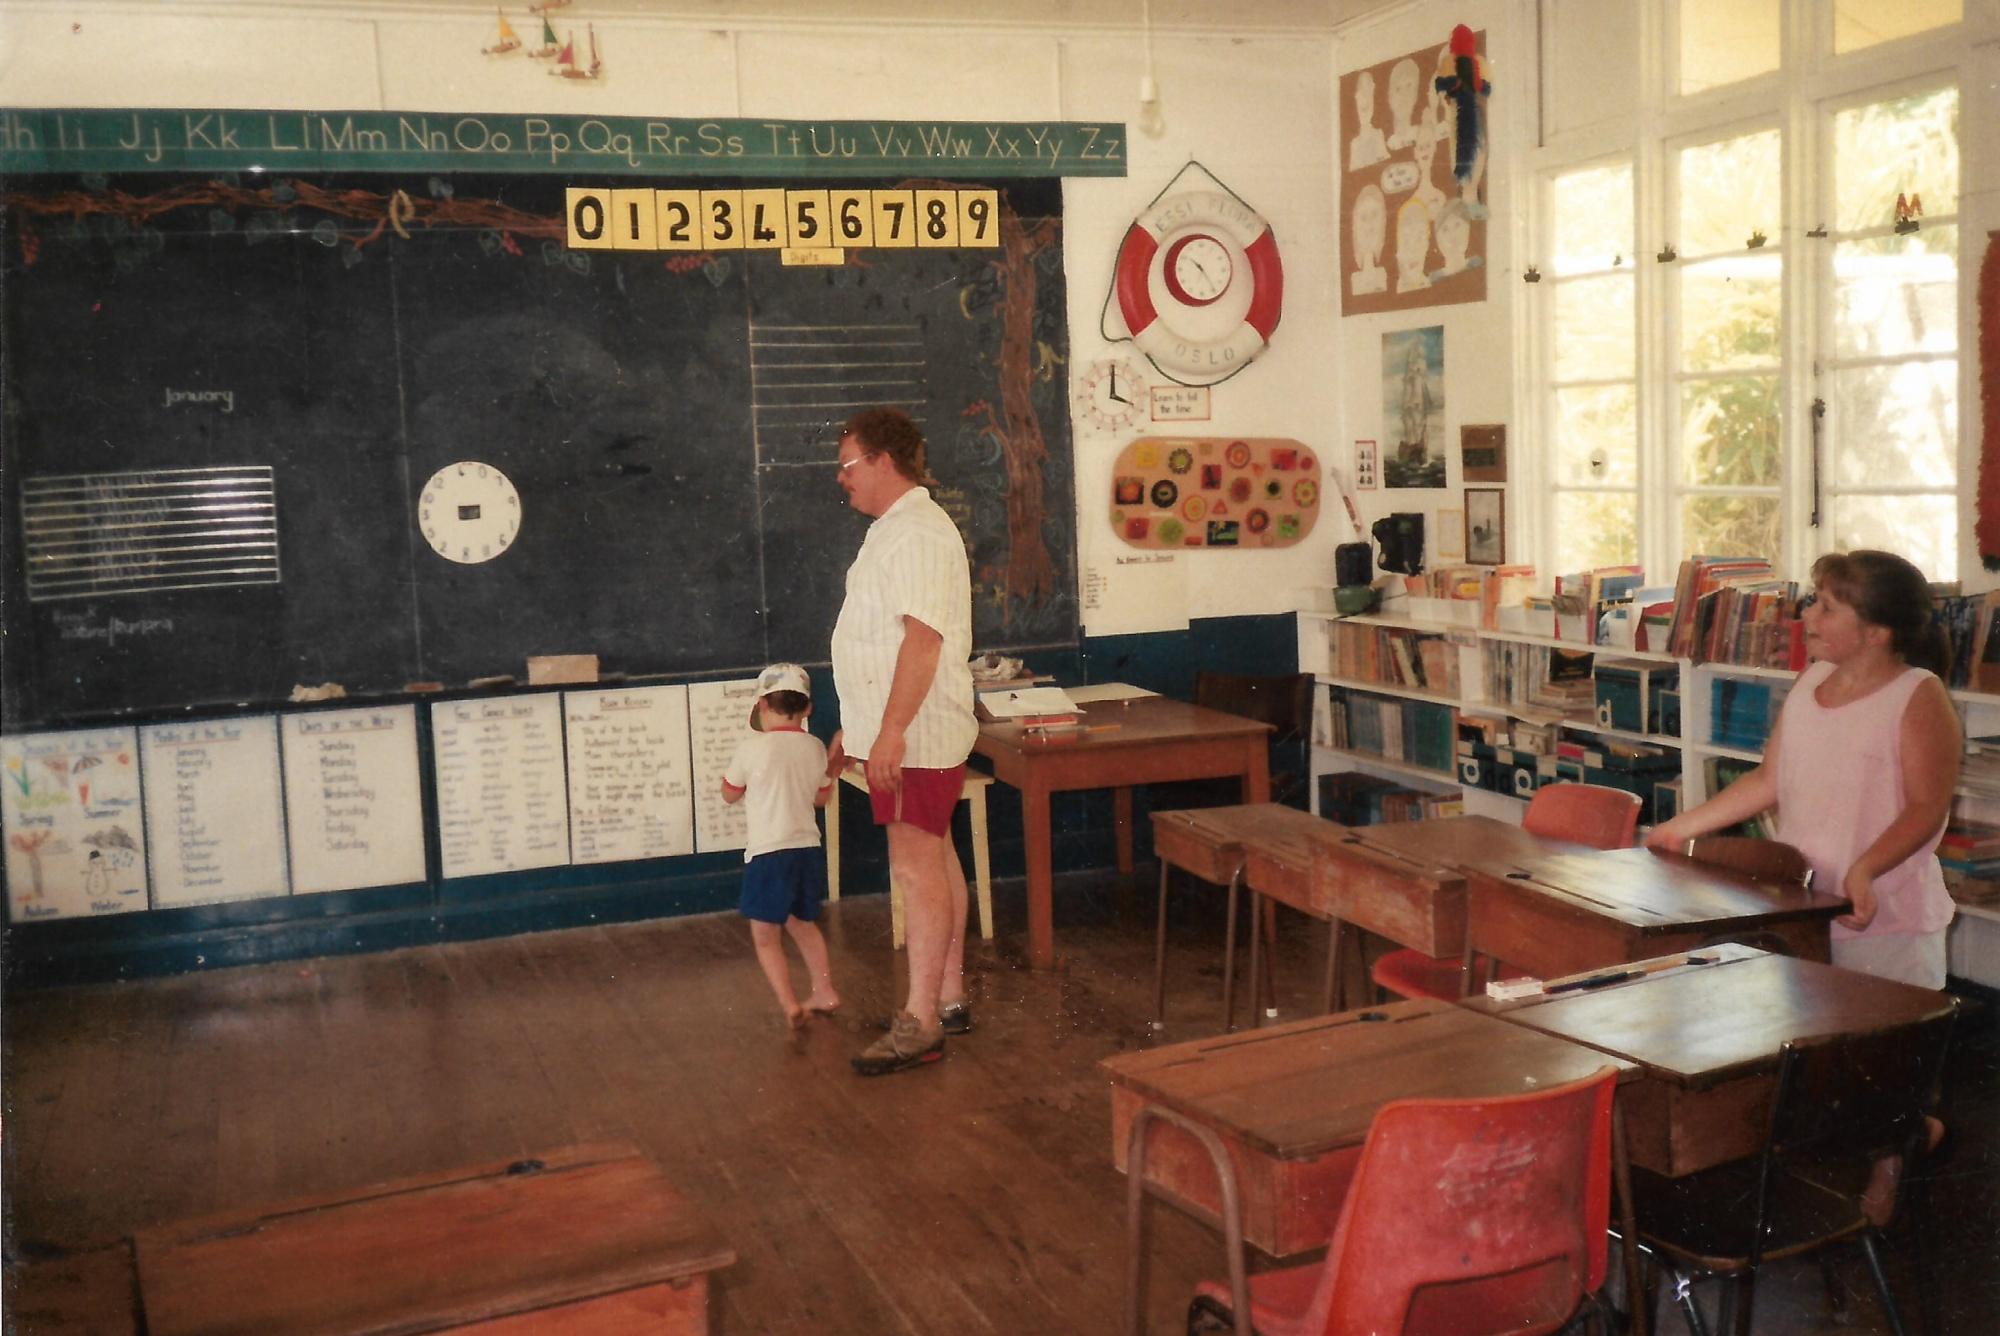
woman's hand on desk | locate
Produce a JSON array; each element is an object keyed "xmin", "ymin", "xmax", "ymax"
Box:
[
  {"xmin": 1643, "ymin": 816, "xmax": 1696, "ymax": 853},
  {"xmin": 1837, "ymin": 865, "xmax": 1879, "ymax": 930}
]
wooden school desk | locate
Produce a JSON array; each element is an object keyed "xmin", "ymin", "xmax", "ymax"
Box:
[
  {"xmin": 1462, "ymin": 846, "xmax": 1848, "ymax": 986},
  {"xmin": 976, "ymin": 696, "xmax": 1271, "ymax": 969},
  {"xmin": 1149, "ymin": 803, "xmax": 1350, "ymax": 1028},
  {"xmin": 1310, "ymin": 815, "xmax": 1589, "ymax": 993},
  {"xmin": 134, "ymin": 1142, "xmax": 736, "ymax": 1335},
  {"xmin": 1101, "ymin": 999, "xmax": 1636, "ymax": 1258},
  {"xmin": 1469, "ymin": 944, "xmax": 1956, "ymax": 1177}
]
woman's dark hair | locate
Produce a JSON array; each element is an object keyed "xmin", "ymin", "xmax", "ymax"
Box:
[
  {"xmin": 1810, "ymin": 549, "xmax": 1949, "ymax": 676},
  {"xmin": 843, "ymin": 407, "xmax": 929, "ymax": 484}
]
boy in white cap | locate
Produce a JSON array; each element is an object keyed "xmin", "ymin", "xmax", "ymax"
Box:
[{"xmin": 721, "ymin": 663, "xmax": 844, "ymax": 1029}]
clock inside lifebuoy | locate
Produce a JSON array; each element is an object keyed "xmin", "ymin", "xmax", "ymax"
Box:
[{"xmin": 1113, "ymin": 189, "xmax": 1284, "ymax": 387}]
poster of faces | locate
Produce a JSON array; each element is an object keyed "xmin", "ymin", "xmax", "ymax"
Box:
[{"xmin": 1341, "ymin": 30, "xmax": 1491, "ymax": 315}]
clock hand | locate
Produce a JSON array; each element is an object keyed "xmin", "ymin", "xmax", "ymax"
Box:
[
  {"xmin": 1107, "ymin": 388, "xmax": 1129, "ymax": 404},
  {"xmin": 1109, "ymin": 365, "xmax": 1119, "ymax": 395}
]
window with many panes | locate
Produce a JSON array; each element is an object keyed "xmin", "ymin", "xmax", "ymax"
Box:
[{"xmin": 1531, "ymin": 2, "xmax": 1969, "ymax": 580}]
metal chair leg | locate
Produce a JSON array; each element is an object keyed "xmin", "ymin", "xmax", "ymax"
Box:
[
  {"xmin": 1125, "ymin": 1104, "xmax": 1252, "ymax": 1336},
  {"xmin": 1152, "ymin": 859, "xmax": 1172, "ymax": 1029},
  {"xmin": 1246, "ymin": 892, "xmax": 1264, "ymax": 1030},
  {"xmin": 1220, "ymin": 869, "xmax": 1243, "ymax": 1032},
  {"xmin": 1859, "ymin": 1231, "xmax": 1907, "ymax": 1336}
]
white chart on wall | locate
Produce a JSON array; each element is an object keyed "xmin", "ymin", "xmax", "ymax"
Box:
[
  {"xmin": 2, "ymin": 726, "xmax": 148, "ymax": 921},
  {"xmin": 431, "ymin": 695, "xmax": 571, "ymax": 880},
  {"xmin": 281, "ymin": 705, "xmax": 427, "ymax": 895},
  {"xmin": 141, "ymin": 716, "xmax": 290, "ymax": 909},
  {"xmin": 688, "ymin": 677, "xmax": 762, "ymax": 855},
  {"xmin": 565, "ymin": 685, "xmax": 695, "ymax": 865}
]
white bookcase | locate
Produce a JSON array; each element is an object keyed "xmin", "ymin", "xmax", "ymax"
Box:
[{"xmin": 1296, "ymin": 596, "xmax": 2000, "ymax": 987}]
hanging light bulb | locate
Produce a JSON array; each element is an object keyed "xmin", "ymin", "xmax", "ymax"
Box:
[
  {"xmin": 1138, "ymin": 0, "xmax": 1165, "ymax": 138},
  {"xmin": 1138, "ymin": 72, "xmax": 1166, "ymax": 139}
]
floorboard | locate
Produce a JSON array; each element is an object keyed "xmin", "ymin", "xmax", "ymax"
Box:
[{"xmin": 4, "ymin": 869, "xmax": 1995, "ymax": 1334}]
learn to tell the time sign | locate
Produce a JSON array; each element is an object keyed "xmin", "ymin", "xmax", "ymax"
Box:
[{"xmin": 565, "ymin": 186, "xmax": 1001, "ymax": 252}]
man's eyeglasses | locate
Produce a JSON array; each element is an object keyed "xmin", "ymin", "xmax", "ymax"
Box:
[{"xmin": 838, "ymin": 453, "xmax": 876, "ymax": 472}]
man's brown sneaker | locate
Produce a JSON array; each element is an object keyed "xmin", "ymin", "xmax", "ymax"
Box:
[{"xmin": 851, "ymin": 1011, "xmax": 945, "ymax": 1076}]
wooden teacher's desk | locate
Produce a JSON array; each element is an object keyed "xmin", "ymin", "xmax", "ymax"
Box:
[
  {"xmin": 976, "ymin": 696, "xmax": 1270, "ymax": 969},
  {"xmin": 1462, "ymin": 846, "xmax": 1848, "ymax": 984},
  {"xmin": 1469, "ymin": 945, "xmax": 1955, "ymax": 1177},
  {"xmin": 1101, "ymin": 999, "xmax": 1635, "ymax": 1259}
]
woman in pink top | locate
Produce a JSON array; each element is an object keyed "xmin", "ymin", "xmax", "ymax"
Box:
[
  {"xmin": 1647, "ymin": 550, "xmax": 1958, "ymax": 1224},
  {"xmin": 1648, "ymin": 550, "xmax": 1959, "ymax": 988}
]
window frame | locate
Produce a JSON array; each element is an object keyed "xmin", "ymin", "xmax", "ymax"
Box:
[{"xmin": 1521, "ymin": 0, "xmax": 1984, "ymax": 583}]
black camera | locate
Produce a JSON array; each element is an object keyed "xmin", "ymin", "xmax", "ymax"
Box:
[{"xmin": 1372, "ymin": 512, "xmax": 1426, "ymax": 575}]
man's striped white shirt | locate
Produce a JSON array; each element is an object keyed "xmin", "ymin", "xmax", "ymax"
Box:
[{"xmin": 830, "ymin": 486, "xmax": 977, "ymax": 768}]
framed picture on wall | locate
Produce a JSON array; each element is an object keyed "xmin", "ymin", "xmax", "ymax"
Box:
[
  {"xmin": 1354, "ymin": 439, "xmax": 1379, "ymax": 490},
  {"xmin": 1460, "ymin": 424, "xmax": 1506, "ymax": 482},
  {"xmin": 1435, "ymin": 508, "xmax": 1464, "ymax": 560},
  {"xmin": 1465, "ymin": 488, "xmax": 1505, "ymax": 564}
]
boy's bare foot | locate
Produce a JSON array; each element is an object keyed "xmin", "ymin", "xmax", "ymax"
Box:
[
  {"xmin": 803, "ymin": 992, "xmax": 842, "ymax": 1015},
  {"xmin": 785, "ymin": 1006, "xmax": 808, "ymax": 1031}
]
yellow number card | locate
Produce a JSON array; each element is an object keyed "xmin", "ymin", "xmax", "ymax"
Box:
[
  {"xmin": 871, "ymin": 190, "xmax": 917, "ymax": 249},
  {"xmin": 698, "ymin": 189, "xmax": 744, "ymax": 250},
  {"xmin": 914, "ymin": 190, "xmax": 960, "ymax": 248},
  {"xmin": 829, "ymin": 190, "xmax": 874, "ymax": 248},
  {"xmin": 958, "ymin": 189, "xmax": 1000, "ymax": 247},
  {"xmin": 565, "ymin": 188, "xmax": 614, "ymax": 250},
  {"xmin": 654, "ymin": 190, "xmax": 701, "ymax": 251}
]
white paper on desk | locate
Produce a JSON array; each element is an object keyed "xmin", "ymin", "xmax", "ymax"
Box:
[
  {"xmin": 1066, "ymin": 682, "xmax": 1159, "ymax": 704},
  {"xmin": 1081, "ymin": 553, "xmax": 1189, "ymax": 636},
  {"xmin": 977, "ymin": 686, "xmax": 1079, "ymax": 719}
]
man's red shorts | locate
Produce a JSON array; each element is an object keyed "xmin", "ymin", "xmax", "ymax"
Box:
[{"xmin": 867, "ymin": 763, "xmax": 967, "ymax": 837}]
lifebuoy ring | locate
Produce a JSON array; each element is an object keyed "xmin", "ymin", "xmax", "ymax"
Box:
[{"xmin": 1114, "ymin": 190, "xmax": 1284, "ymax": 386}]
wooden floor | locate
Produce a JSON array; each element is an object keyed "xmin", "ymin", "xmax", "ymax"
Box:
[{"xmin": 5, "ymin": 871, "xmax": 1996, "ymax": 1334}]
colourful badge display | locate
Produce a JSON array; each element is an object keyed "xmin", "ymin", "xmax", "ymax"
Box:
[{"xmin": 1108, "ymin": 437, "xmax": 1320, "ymax": 550}]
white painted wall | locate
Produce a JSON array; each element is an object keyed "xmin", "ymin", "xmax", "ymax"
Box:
[
  {"xmin": 1329, "ymin": 0, "xmax": 1522, "ymax": 575},
  {"xmin": 0, "ymin": 0, "xmax": 1345, "ymax": 635}
]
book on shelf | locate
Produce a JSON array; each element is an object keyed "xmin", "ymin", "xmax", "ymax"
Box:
[
  {"xmin": 1318, "ymin": 772, "xmax": 1462, "ymax": 825},
  {"xmin": 1481, "ymin": 565, "xmax": 1538, "ymax": 631},
  {"xmin": 1666, "ymin": 556, "xmax": 1775, "ymax": 661},
  {"xmin": 1703, "ymin": 755, "xmax": 1778, "ymax": 838}
]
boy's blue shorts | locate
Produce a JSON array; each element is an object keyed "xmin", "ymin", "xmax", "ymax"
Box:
[{"xmin": 739, "ymin": 847, "xmax": 827, "ymax": 925}]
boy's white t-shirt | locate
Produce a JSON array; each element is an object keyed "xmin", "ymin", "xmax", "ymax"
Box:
[{"xmin": 721, "ymin": 727, "xmax": 830, "ymax": 862}]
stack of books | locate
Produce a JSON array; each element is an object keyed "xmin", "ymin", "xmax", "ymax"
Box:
[
  {"xmin": 1664, "ymin": 556, "xmax": 1791, "ymax": 664},
  {"xmin": 1318, "ymin": 772, "xmax": 1463, "ymax": 825},
  {"xmin": 975, "ymin": 686, "xmax": 1079, "ymax": 733},
  {"xmin": 1329, "ymin": 623, "xmax": 1462, "ymax": 694},
  {"xmin": 1329, "ymin": 691, "xmax": 1457, "ymax": 774},
  {"xmin": 1939, "ymin": 819, "xmax": 2000, "ymax": 880},
  {"xmin": 1960, "ymin": 737, "xmax": 2000, "ymax": 799},
  {"xmin": 1937, "ymin": 589, "xmax": 2000, "ymax": 692}
]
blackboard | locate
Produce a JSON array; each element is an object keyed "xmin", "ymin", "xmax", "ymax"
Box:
[{"xmin": 0, "ymin": 172, "xmax": 1075, "ymax": 726}]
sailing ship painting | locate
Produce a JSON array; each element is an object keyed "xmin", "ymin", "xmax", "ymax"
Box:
[
  {"xmin": 552, "ymin": 23, "xmax": 603, "ymax": 80},
  {"xmin": 527, "ymin": 14, "xmax": 561, "ymax": 59},
  {"xmin": 481, "ymin": 8, "xmax": 521, "ymax": 54}
]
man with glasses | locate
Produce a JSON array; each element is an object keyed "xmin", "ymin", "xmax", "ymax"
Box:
[{"xmin": 830, "ymin": 407, "xmax": 978, "ymax": 1075}]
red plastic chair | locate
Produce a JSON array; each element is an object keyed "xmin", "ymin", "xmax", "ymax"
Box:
[
  {"xmin": 1183, "ymin": 1066, "xmax": 1620, "ymax": 1336},
  {"xmin": 1371, "ymin": 783, "xmax": 1642, "ymax": 1001}
]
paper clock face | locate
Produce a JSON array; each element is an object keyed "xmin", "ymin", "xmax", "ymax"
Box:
[
  {"xmin": 419, "ymin": 462, "xmax": 521, "ymax": 564},
  {"xmin": 1076, "ymin": 356, "xmax": 1150, "ymax": 434}
]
